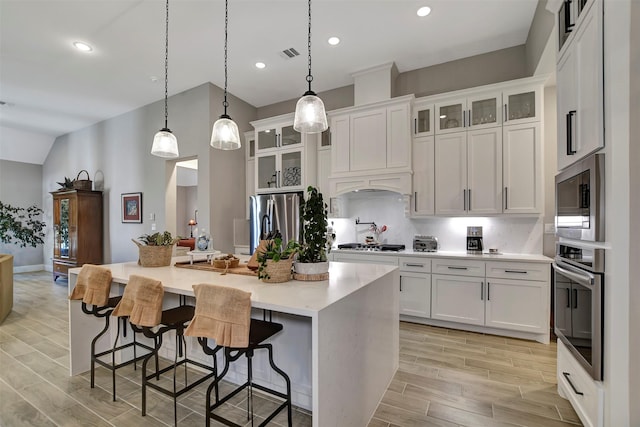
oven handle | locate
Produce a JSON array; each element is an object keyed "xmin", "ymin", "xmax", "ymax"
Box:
[{"xmin": 553, "ymin": 260, "xmax": 595, "ymax": 287}]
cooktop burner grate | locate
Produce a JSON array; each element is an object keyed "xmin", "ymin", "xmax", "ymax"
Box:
[{"xmin": 337, "ymin": 243, "xmax": 405, "ymax": 252}]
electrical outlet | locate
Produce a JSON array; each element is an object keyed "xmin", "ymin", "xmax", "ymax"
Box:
[
  {"xmin": 544, "ymin": 223, "xmax": 555, "ymax": 234},
  {"xmin": 149, "ymin": 213, "xmax": 155, "ymax": 221},
  {"xmin": 151, "ymin": 223, "xmax": 156, "ymax": 231}
]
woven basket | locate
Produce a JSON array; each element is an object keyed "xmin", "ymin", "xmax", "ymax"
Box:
[
  {"xmin": 212, "ymin": 258, "xmax": 240, "ymax": 269},
  {"xmin": 261, "ymin": 258, "xmax": 293, "ymax": 283},
  {"xmin": 73, "ymin": 170, "xmax": 93, "ymax": 191},
  {"xmin": 132, "ymin": 239, "xmax": 173, "ymax": 267}
]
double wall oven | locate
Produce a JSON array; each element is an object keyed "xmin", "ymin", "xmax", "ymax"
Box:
[{"xmin": 554, "ymin": 152, "xmax": 605, "ymax": 381}]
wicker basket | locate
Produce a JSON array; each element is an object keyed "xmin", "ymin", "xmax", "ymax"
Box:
[
  {"xmin": 132, "ymin": 239, "xmax": 173, "ymax": 267},
  {"xmin": 73, "ymin": 170, "xmax": 93, "ymax": 191},
  {"xmin": 261, "ymin": 258, "xmax": 293, "ymax": 283},
  {"xmin": 212, "ymin": 258, "xmax": 240, "ymax": 269}
]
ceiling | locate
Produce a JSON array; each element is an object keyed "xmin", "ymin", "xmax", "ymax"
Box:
[{"xmin": 0, "ymin": 0, "xmax": 538, "ymax": 162}]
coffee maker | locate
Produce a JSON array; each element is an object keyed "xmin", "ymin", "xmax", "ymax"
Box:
[{"xmin": 467, "ymin": 226, "xmax": 484, "ymax": 254}]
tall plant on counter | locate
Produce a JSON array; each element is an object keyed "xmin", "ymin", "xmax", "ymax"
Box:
[
  {"xmin": 0, "ymin": 201, "xmax": 46, "ymax": 248},
  {"xmin": 297, "ymin": 186, "xmax": 329, "ymax": 263}
]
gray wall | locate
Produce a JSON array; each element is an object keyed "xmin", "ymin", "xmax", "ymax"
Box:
[
  {"xmin": 43, "ymin": 82, "xmax": 256, "ymax": 265},
  {"xmin": 525, "ymin": 0, "xmax": 555, "ymax": 76},
  {"xmin": 256, "ymin": 85, "xmax": 354, "ymax": 120},
  {"xmin": 176, "ymin": 186, "xmax": 197, "ymax": 238},
  {"xmin": 0, "ymin": 160, "xmax": 45, "ymax": 267}
]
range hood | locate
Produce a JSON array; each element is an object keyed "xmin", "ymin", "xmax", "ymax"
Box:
[{"xmin": 328, "ymin": 63, "xmax": 413, "ymax": 196}]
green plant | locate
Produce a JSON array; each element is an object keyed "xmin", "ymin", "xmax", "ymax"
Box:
[
  {"xmin": 257, "ymin": 237, "xmax": 300, "ymax": 280},
  {"xmin": 0, "ymin": 201, "xmax": 46, "ymax": 248},
  {"xmin": 297, "ymin": 186, "xmax": 329, "ymax": 263},
  {"xmin": 137, "ymin": 231, "xmax": 179, "ymax": 246}
]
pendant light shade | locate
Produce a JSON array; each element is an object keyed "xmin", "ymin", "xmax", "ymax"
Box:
[
  {"xmin": 151, "ymin": 0, "xmax": 179, "ymax": 158},
  {"xmin": 293, "ymin": 0, "xmax": 328, "ymax": 134},
  {"xmin": 211, "ymin": 0, "xmax": 241, "ymax": 150}
]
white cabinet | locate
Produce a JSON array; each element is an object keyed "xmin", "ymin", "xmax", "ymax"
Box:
[
  {"xmin": 556, "ymin": 0, "xmax": 604, "ymax": 171},
  {"xmin": 431, "ymin": 274, "xmax": 485, "ymax": 326},
  {"xmin": 331, "ymin": 253, "xmax": 398, "ymax": 266},
  {"xmin": 411, "ymin": 136, "xmax": 435, "ymax": 216},
  {"xmin": 412, "ymin": 101, "xmax": 434, "ymax": 137},
  {"xmin": 244, "ymin": 131, "xmax": 256, "ymax": 219},
  {"xmin": 317, "ymin": 146, "xmax": 331, "ymax": 202},
  {"xmin": 503, "ymin": 122, "xmax": 542, "ymax": 214},
  {"xmin": 485, "ymin": 261, "xmax": 549, "ymax": 334},
  {"xmin": 434, "ymin": 127, "xmax": 502, "ymax": 215},
  {"xmin": 251, "ymin": 113, "xmax": 318, "ymax": 194},
  {"xmin": 502, "ymin": 86, "xmax": 542, "ymax": 125},
  {"xmin": 399, "ymin": 257, "xmax": 431, "ymax": 318},
  {"xmin": 349, "ymin": 108, "xmax": 387, "ymax": 171},
  {"xmin": 435, "ymin": 92, "xmax": 502, "ymax": 135}
]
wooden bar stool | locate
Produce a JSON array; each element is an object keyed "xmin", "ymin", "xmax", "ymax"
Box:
[
  {"xmin": 112, "ymin": 275, "xmax": 219, "ymax": 426},
  {"xmin": 69, "ymin": 264, "xmax": 154, "ymax": 401},
  {"xmin": 185, "ymin": 283, "xmax": 292, "ymax": 427}
]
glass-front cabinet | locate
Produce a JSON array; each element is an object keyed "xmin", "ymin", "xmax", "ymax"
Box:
[
  {"xmin": 435, "ymin": 98, "xmax": 466, "ymax": 134},
  {"xmin": 503, "ymin": 86, "xmax": 541, "ymax": 125},
  {"xmin": 412, "ymin": 102, "xmax": 434, "ymax": 137},
  {"xmin": 256, "ymin": 148, "xmax": 303, "ymax": 192},
  {"xmin": 51, "ymin": 189, "xmax": 103, "ymax": 281},
  {"xmin": 468, "ymin": 92, "xmax": 501, "ymax": 129},
  {"xmin": 256, "ymin": 123, "xmax": 301, "ymax": 153}
]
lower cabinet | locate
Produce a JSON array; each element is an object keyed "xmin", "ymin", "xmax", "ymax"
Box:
[
  {"xmin": 484, "ymin": 278, "xmax": 547, "ymax": 333},
  {"xmin": 431, "ymin": 274, "xmax": 485, "ymax": 326},
  {"xmin": 399, "ymin": 257, "xmax": 431, "ymax": 318}
]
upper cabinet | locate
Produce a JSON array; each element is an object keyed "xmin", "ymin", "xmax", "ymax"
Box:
[
  {"xmin": 412, "ymin": 101, "xmax": 434, "ymax": 137},
  {"xmin": 435, "ymin": 91, "xmax": 501, "ymax": 134},
  {"xmin": 502, "ymin": 87, "xmax": 541, "ymax": 125},
  {"xmin": 556, "ymin": 0, "xmax": 603, "ymax": 171},
  {"xmin": 250, "ymin": 113, "xmax": 318, "ymax": 194}
]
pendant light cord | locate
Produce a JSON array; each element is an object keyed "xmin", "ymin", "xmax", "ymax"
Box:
[
  {"xmin": 163, "ymin": 0, "xmax": 170, "ymax": 129},
  {"xmin": 223, "ymin": 0, "xmax": 229, "ymax": 116},
  {"xmin": 306, "ymin": 0, "xmax": 313, "ymax": 92}
]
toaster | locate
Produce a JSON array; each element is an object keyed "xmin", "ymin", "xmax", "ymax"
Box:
[{"xmin": 413, "ymin": 235, "xmax": 438, "ymax": 252}]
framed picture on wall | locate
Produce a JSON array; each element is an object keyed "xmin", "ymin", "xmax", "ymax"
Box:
[{"xmin": 121, "ymin": 192, "xmax": 142, "ymax": 223}]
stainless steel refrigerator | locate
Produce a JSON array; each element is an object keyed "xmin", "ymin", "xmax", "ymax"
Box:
[{"xmin": 249, "ymin": 192, "xmax": 303, "ymax": 254}]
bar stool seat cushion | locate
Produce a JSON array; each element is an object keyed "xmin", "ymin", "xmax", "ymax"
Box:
[
  {"xmin": 69, "ymin": 264, "xmax": 112, "ymax": 306},
  {"xmin": 185, "ymin": 284, "xmax": 251, "ymax": 348}
]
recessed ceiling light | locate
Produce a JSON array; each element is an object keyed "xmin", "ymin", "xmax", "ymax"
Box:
[
  {"xmin": 417, "ymin": 6, "xmax": 432, "ymax": 17},
  {"xmin": 328, "ymin": 37, "xmax": 340, "ymax": 46},
  {"xmin": 73, "ymin": 41, "xmax": 93, "ymax": 52},
  {"xmin": 255, "ymin": 62, "xmax": 266, "ymax": 69}
]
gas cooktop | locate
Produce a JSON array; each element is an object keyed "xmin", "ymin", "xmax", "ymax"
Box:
[{"xmin": 337, "ymin": 243, "xmax": 405, "ymax": 252}]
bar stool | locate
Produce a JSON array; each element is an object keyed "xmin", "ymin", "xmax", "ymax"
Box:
[
  {"xmin": 68, "ymin": 264, "xmax": 153, "ymax": 401},
  {"xmin": 185, "ymin": 283, "xmax": 292, "ymax": 427},
  {"xmin": 111, "ymin": 275, "xmax": 219, "ymax": 426}
]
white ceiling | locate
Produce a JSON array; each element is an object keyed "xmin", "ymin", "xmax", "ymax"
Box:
[{"xmin": 0, "ymin": 0, "xmax": 538, "ymax": 163}]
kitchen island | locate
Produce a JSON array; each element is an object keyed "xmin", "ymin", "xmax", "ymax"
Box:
[{"xmin": 68, "ymin": 259, "xmax": 399, "ymax": 426}]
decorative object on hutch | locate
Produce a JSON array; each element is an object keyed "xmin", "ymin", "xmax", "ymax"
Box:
[
  {"xmin": 151, "ymin": 0, "xmax": 179, "ymax": 158},
  {"xmin": 293, "ymin": 0, "xmax": 328, "ymax": 134},
  {"xmin": 51, "ymin": 189, "xmax": 103, "ymax": 281},
  {"xmin": 210, "ymin": 0, "xmax": 241, "ymax": 150},
  {"xmin": 72, "ymin": 169, "xmax": 92, "ymax": 190},
  {"xmin": 121, "ymin": 192, "xmax": 142, "ymax": 223}
]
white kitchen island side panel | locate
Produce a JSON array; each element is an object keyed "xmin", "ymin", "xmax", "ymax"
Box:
[{"xmin": 314, "ymin": 268, "xmax": 400, "ymax": 426}]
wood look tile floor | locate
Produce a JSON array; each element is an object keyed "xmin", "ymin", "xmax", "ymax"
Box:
[{"xmin": 0, "ymin": 272, "xmax": 581, "ymax": 427}]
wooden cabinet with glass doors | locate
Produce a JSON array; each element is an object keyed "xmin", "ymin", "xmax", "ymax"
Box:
[{"xmin": 52, "ymin": 189, "xmax": 103, "ymax": 281}]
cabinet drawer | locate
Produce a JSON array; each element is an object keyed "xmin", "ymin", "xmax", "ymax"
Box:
[
  {"xmin": 432, "ymin": 258, "xmax": 485, "ymax": 277},
  {"xmin": 399, "ymin": 257, "xmax": 431, "ymax": 273},
  {"xmin": 486, "ymin": 261, "xmax": 549, "ymax": 282},
  {"xmin": 332, "ymin": 253, "xmax": 398, "ymax": 266},
  {"xmin": 557, "ymin": 340, "xmax": 603, "ymax": 427},
  {"xmin": 53, "ymin": 261, "xmax": 74, "ymax": 275}
]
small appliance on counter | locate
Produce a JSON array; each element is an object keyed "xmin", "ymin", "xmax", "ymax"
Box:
[
  {"xmin": 413, "ymin": 235, "xmax": 438, "ymax": 252},
  {"xmin": 466, "ymin": 226, "xmax": 483, "ymax": 254}
]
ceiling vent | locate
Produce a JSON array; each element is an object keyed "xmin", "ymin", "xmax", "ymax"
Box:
[{"xmin": 279, "ymin": 48, "xmax": 300, "ymax": 59}]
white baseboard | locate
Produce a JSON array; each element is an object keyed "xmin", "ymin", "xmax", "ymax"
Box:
[{"xmin": 14, "ymin": 264, "xmax": 46, "ymax": 273}]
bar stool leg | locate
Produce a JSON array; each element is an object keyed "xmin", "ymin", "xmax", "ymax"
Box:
[
  {"xmin": 266, "ymin": 344, "xmax": 293, "ymax": 427},
  {"xmin": 90, "ymin": 311, "xmax": 111, "ymax": 390},
  {"xmin": 111, "ymin": 319, "xmax": 121, "ymax": 401}
]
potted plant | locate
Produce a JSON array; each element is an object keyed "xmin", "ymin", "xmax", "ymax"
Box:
[
  {"xmin": 132, "ymin": 231, "xmax": 179, "ymax": 267},
  {"xmin": 0, "ymin": 201, "xmax": 46, "ymax": 248},
  {"xmin": 294, "ymin": 186, "xmax": 330, "ymax": 278},
  {"xmin": 257, "ymin": 237, "xmax": 300, "ymax": 283}
]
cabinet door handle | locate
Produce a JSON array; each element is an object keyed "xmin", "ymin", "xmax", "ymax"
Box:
[
  {"xmin": 463, "ymin": 189, "xmax": 467, "ymax": 211},
  {"xmin": 414, "ymin": 191, "xmax": 418, "ymax": 212},
  {"xmin": 468, "ymin": 189, "xmax": 472, "ymax": 211},
  {"xmin": 563, "ymin": 372, "xmax": 584, "ymax": 395},
  {"xmin": 573, "ymin": 288, "xmax": 578, "ymax": 309},
  {"xmin": 504, "ymin": 187, "xmax": 508, "ymax": 210},
  {"xmin": 277, "ymin": 170, "xmax": 281, "ymax": 187},
  {"xmin": 564, "ymin": 0, "xmax": 575, "ymax": 31},
  {"xmin": 504, "ymin": 269, "xmax": 527, "ymax": 274},
  {"xmin": 405, "ymin": 263, "xmax": 424, "ymax": 268},
  {"xmin": 463, "ymin": 110, "xmax": 467, "ymax": 128},
  {"xmin": 400, "ymin": 277, "xmax": 403, "ymax": 292},
  {"xmin": 487, "ymin": 282, "xmax": 490, "ymax": 301},
  {"xmin": 567, "ymin": 110, "xmax": 577, "ymax": 155},
  {"xmin": 504, "ymin": 104, "xmax": 508, "ymax": 122},
  {"xmin": 414, "ymin": 118, "xmax": 417, "ymax": 134},
  {"xmin": 448, "ymin": 266, "xmax": 468, "ymax": 270},
  {"xmin": 566, "ymin": 288, "xmax": 571, "ymax": 308},
  {"xmin": 481, "ymin": 281, "xmax": 484, "ymax": 300}
]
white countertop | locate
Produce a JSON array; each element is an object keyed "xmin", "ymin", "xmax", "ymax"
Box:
[
  {"xmin": 69, "ymin": 258, "xmax": 397, "ymax": 317},
  {"xmin": 332, "ymin": 249, "xmax": 552, "ymax": 263}
]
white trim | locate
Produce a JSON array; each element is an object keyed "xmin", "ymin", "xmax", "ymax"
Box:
[{"xmin": 13, "ymin": 264, "xmax": 45, "ymax": 273}]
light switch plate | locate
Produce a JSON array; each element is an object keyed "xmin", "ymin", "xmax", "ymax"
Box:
[{"xmin": 544, "ymin": 223, "xmax": 555, "ymax": 234}]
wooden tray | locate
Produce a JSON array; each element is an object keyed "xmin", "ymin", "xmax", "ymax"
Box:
[{"xmin": 174, "ymin": 260, "xmax": 257, "ymax": 276}]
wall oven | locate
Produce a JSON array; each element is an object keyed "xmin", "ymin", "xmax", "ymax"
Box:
[
  {"xmin": 555, "ymin": 153, "xmax": 605, "ymax": 242},
  {"xmin": 553, "ymin": 242, "xmax": 604, "ymax": 380}
]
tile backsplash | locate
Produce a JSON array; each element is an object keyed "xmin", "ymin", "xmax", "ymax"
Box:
[{"xmin": 329, "ymin": 191, "xmax": 544, "ymax": 254}]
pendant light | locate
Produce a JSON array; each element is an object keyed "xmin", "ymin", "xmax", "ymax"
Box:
[
  {"xmin": 151, "ymin": 0, "xmax": 179, "ymax": 158},
  {"xmin": 293, "ymin": 0, "xmax": 328, "ymax": 134},
  {"xmin": 210, "ymin": 0, "xmax": 241, "ymax": 150}
]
